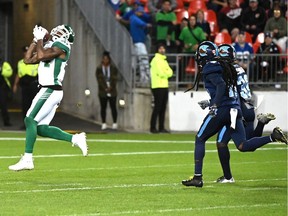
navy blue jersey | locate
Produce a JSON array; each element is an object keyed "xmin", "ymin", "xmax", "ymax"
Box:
[{"xmin": 202, "ymin": 61, "xmax": 240, "ymax": 109}]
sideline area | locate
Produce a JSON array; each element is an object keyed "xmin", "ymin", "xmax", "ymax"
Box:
[{"xmin": 1, "ymin": 108, "xmax": 103, "ymax": 133}]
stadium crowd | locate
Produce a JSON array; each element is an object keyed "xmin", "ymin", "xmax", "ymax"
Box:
[
  {"xmin": 109, "ymin": 0, "xmax": 287, "ymax": 84},
  {"xmin": 110, "ymin": 0, "xmax": 287, "ymax": 53}
]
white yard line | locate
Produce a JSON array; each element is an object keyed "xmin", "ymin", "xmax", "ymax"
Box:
[
  {"xmin": 0, "ymin": 147, "xmax": 286, "ymax": 160},
  {"xmin": 0, "ymin": 160, "xmax": 285, "ymax": 175},
  {"xmin": 0, "ymin": 137, "xmax": 285, "ymax": 145},
  {"xmin": 0, "ymin": 179, "xmax": 286, "ymax": 194},
  {"xmin": 64, "ymin": 203, "xmax": 283, "ymax": 216}
]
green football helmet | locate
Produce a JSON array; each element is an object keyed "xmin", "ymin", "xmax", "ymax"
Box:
[{"xmin": 51, "ymin": 24, "xmax": 75, "ymax": 44}]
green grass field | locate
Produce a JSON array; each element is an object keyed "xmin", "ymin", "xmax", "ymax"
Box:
[{"xmin": 0, "ymin": 132, "xmax": 287, "ymax": 216}]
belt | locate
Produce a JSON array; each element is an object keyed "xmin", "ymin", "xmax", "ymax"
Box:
[{"xmin": 38, "ymin": 84, "xmax": 63, "ymax": 90}]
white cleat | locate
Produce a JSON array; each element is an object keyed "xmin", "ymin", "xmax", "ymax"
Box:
[
  {"xmin": 72, "ymin": 132, "xmax": 88, "ymax": 156},
  {"xmin": 112, "ymin": 123, "xmax": 118, "ymax": 130},
  {"xmin": 101, "ymin": 123, "xmax": 107, "ymax": 130},
  {"xmin": 9, "ymin": 156, "xmax": 34, "ymax": 171},
  {"xmin": 215, "ymin": 176, "xmax": 235, "ymax": 183}
]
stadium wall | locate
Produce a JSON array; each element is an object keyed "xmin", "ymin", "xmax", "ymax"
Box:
[{"xmin": 168, "ymin": 91, "xmax": 288, "ymax": 132}]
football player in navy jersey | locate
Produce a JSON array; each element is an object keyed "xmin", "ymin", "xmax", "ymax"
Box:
[
  {"xmin": 214, "ymin": 44, "xmax": 276, "ymax": 183},
  {"xmin": 181, "ymin": 41, "xmax": 287, "ymax": 188}
]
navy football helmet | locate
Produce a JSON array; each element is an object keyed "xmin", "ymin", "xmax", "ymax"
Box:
[
  {"xmin": 196, "ymin": 41, "xmax": 218, "ymax": 65},
  {"xmin": 218, "ymin": 44, "xmax": 236, "ymax": 61}
]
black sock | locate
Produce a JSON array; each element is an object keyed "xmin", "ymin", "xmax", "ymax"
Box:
[{"xmin": 217, "ymin": 145, "xmax": 232, "ymax": 179}]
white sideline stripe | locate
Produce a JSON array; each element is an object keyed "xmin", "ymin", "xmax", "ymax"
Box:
[
  {"xmin": 0, "ymin": 179, "xmax": 286, "ymax": 194},
  {"xmin": 1, "ymin": 161, "xmax": 285, "ymax": 174},
  {"xmin": 0, "ymin": 147, "xmax": 286, "ymax": 159},
  {"xmin": 68, "ymin": 203, "xmax": 283, "ymax": 216},
  {"xmin": 243, "ymin": 187, "xmax": 284, "ymax": 191},
  {"xmin": 1, "ymin": 137, "xmax": 196, "ymax": 143},
  {"xmin": 0, "ymin": 183, "xmax": 175, "ymax": 194},
  {"xmin": 0, "ymin": 137, "xmax": 285, "ymax": 145}
]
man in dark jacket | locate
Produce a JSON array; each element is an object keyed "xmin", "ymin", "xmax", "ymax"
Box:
[{"xmin": 240, "ymin": 0, "xmax": 266, "ymax": 43}]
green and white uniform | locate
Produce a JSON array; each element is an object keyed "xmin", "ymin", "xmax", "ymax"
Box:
[{"xmin": 26, "ymin": 39, "xmax": 71, "ymax": 125}]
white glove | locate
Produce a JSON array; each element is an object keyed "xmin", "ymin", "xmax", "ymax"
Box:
[
  {"xmin": 33, "ymin": 25, "xmax": 48, "ymax": 41},
  {"xmin": 198, "ymin": 100, "xmax": 210, "ymax": 110}
]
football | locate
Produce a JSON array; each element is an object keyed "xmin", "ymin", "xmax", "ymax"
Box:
[{"xmin": 43, "ymin": 32, "xmax": 50, "ymax": 43}]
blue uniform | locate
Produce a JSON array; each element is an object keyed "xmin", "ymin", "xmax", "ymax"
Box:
[
  {"xmin": 217, "ymin": 63, "xmax": 256, "ymax": 143},
  {"xmin": 194, "ymin": 60, "xmax": 271, "ymax": 175},
  {"xmin": 233, "ymin": 42, "xmax": 253, "ymax": 64},
  {"xmin": 202, "ymin": 62, "xmax": 239, "ymax": 108},
  {"xmin": 197, "ymin": 61, "xmax": 242, "ymax": 143}
]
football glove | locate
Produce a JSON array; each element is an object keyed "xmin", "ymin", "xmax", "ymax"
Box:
[
  {"xmin": 208, "ymin": 105, "xmax": 218, "ymax": 117},
  {"xmin": 33, "ymin": 25, "xmax": 48, "ymax": 41},
  {"xmin": 198, "ymin": 100, "xmax": 210, "ymax": 110}
]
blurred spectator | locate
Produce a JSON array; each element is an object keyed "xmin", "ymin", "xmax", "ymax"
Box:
[
  {"xmin": 116, "ymin": 0, "xmax": 141, "ymax": 29},
  {"xmin": 175, "ymin": 17, "xmax": 189, "ymax": 53},
  {"xmin": 218, "ymin": 0, "xmax": 242, "ymax": 41},
  {"xmin": 95, "ymin": 51, "xmax": 118, "ymax": 130},
  {"xmin": 240, "ymin": 0, "xmax": 271, "ymax": 10},
  {"xmin": 267, "ymin": 0, "xmax": 287, "ymax": 18},
  {"xmin": 256, "ymin": 32, "xmax": 281, "ymax": 81},
  {"xmin": 129, "ymin": 6, "xmax": 152, "ymax": 84},
  {"xmin": 155, "ymin": 0, "xmax": 177, "ymax": 53},
  {"xmin": 196, "ymin": 9, "xmax": 211, "ymax": 40},
  {"xmin": 264, "ymin": 7, "xmax": 287, "ymax": 53},
  {"xmin": 233, "ymin": 31, "xmax": 254, "ymax": 79},
  {"xmin": 178, "ymin": 14, "xmax": 206, "ymax": 82},
  {"xmin": 206, "ymin": 0, "xmax": 228, "ymax": 14},
  {"xmin": 13, "ymin": 46, "xmax": 39, "ymax": 125},
  {"xmin": 115, "ymin": 0, "xmax": 134, "ymax": 20},
  {"xmin": 147, "ymin": 0, "xmax": 177, "ymax": 52},
  {"xmin": 0, "ymin": 57, "xmax": 13, "ymax": 126},
  {"xmin": 240, "ymin": 0, "xmax": 266, "ymax": 43},
  {"xmin": 148, "ymin": 0, "xmax": 177, "ymax": 17},
  {"xmin": 175, "ymin": 17, "xmax": 189, "ymax": 82},
  {"xmin": 179, "ymin": 14, "xmax": 206, "ymax": 54}
]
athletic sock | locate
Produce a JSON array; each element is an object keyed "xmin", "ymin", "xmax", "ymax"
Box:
[
  {"xmin": 24, "ymin": 117, "xmax": 38, "ymax": 153},
  {"xmin": 37, "ymin": 125, "xmax": 73, "ymax": 142},
  {"xmin": 194, "ymin": 137, "xmax": 205, "ymax": 175},
  {"xmin": 194, "ymin": 174, "xmax": 203, "ymax": 179},
  {"xmin": 217, "ymin": 144, "xmax": 232, "ymax": 179}
]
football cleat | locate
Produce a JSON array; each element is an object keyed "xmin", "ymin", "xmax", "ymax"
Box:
[
  {"xmin": 9, "ymin": 156, "xmax": 34, "ymax": 171},
  {"xmin": 257, "ymin": 113, "xmax": 276, "ymax": 124},
  {"xmin": 215, "ymin": 176, "xmax": 235, "ymax": 183},
  {"xmin": 182, "ymin": 176, "xmax": 203, "ymax": 187},
  {"xmin": 271, "ymin": 127, "xmax": 288, "ymax": 145},
  {"xmin": 72, "ymin": 132, "xmax": 88, "ymax": 156}
]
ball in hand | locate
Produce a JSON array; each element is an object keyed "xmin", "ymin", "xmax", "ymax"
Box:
[{"xmin": 43, "ymin": 32, "xmax": 50, "ymax": 43}]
